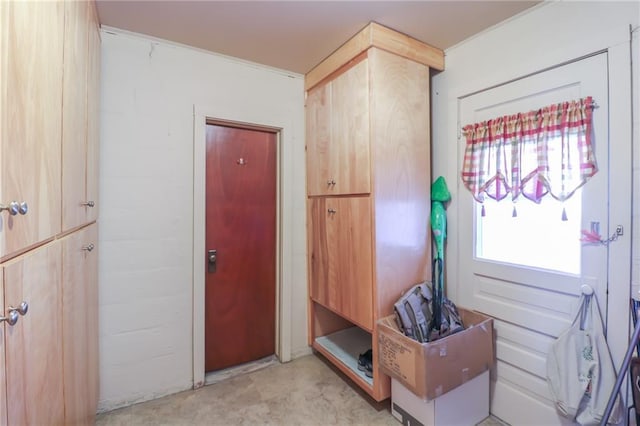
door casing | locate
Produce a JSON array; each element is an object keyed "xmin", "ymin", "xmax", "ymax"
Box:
[{"xmin": 192, "ymin": 106, "xmax": 288, "ymax": 388}]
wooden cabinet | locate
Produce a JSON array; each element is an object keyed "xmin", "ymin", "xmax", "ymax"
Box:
[
  {"xmin": 306, "ymin": 58, "xmax": 370, "ymax": 196},
  {"xmin": 62, "ymin": 0, "xmax": 90, "ymax": 232},
  {"xmin": 0, "ymin": 1, "xmax": 65, "ymax": 259},
  {"xmin": 86, "ymin": 5, "xmax": 101, "ymax": 225},
  {"xmin": 62, "ymin": 1, "xmax": 100, "ymax": 231},
  {"xmin": 62, "ymin": 224, "xmax": 98, "ymax": 425},
  {"xmin": 308, "ymin": 196, "xmax": 373, "ymax": 330},
  {"xmin": 305, "ymin": 23, "xmax": 444, "ymax": 401},
  {"xmin": 0, "ymin": 273, "xmax": 6, "ymax": 426},
  {"xmin": 0, "ymin": 0, "xmax": 100, "ymax": 424},
  {"xmin": 3, "ymin": 242, "xmax": 64, "ymax": 425}
]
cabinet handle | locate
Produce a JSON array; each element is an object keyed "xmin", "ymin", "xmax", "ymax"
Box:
[
  {"xmin": 326, "ymin": 179, "xmax": 336, "ymax": 187},
  {"xmin": 82, "ymin": 243, "xmax": 95, "ymax": 252},
  {"xmin": 0, "ymin": 201, "xmax": 27, "ymax": 216},
  {"xmin": 9, "ymin": 301, "xmax": 28, "ymax": 317},
  {"xmin": 81, "ymin": 201, "xmax": 95, "ymax": 207},
  {"xmin": 327, "ymin": 208, "xmax": 337, "ymax": 214},
  {"xmin": 0, "ymin": 310, "xmax": 19, "ymax": 326}
]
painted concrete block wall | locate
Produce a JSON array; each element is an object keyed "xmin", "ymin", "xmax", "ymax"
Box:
[
  {"xmin": 432, "ymin": 0, "xmax": 638, "ymax": 368},
  {"xmin": 99, "ymin": 29, "xmax": 307, "ymax": 411}
]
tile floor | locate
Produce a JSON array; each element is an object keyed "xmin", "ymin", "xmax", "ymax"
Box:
[{"xmin": 96, "ymin": 354, "xmax": 508, "ymax": 425}]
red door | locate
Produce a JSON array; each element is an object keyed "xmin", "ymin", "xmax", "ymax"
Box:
[{"xmin": 205, "ymin": 124, "xmax": 277, "ymax": 372}]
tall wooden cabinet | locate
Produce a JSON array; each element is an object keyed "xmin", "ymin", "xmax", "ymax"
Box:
[
  {"xmin": 0, "ymin": 0, "xmax": 64, "ymax": 258},
  {"xmin": 305, "ymin": 23, "xmax": 444, "ymax": 401},
  {"xmin": 0, "ymin": 1, "xmax": 100, "ymax": 424}
]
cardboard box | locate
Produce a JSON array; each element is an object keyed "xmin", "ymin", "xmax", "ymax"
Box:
[
  {"xmin": 391, "ymin": 371, "xmax": 490, "ymax": 426},
  {"xmin": 377, "ymin": 308, "xmax": 494, "ymax": 400}
]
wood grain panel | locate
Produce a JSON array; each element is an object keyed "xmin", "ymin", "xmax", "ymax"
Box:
[
  {"xmin": 305, "ymin": 80, "xmax": 331, "ymax": 196},
  {"xmin": 4, "ymin": 241, "xmax": 64, "ymax": 425},
  {"xmin": 330, "ymin": 59, "xmax": 370, "ymax": 196},
  {"xmin": 205, "ymin": 125, "xmax": 277, "ymax": 372},
  {"xmin": 0, "ymin": 269, "xmax": 7, "ymax": 426},
  {"xmin": 86, "ymin": 5, "xmax": 100, "ymax": 224},
  {"xmin": 310, "ymin": 301, "xmax": 354, "ymax": 340},
  {"xmin": 305, "ymin": 22, "xmax": 444, "ymax": 91},
  {"xmin": 0, "ymin": 25, "xmax": 5, "ymax": 426},
  {"xmin": 308, "ymin": 197, "xmax": 373, "ymax": 330},
  {"xmin": 62, "ymin": 0, "xmax": 90, "ymax": 232},
  {"xmin": 368, "ymin": 48, "xmax": 431, "ymax": 318},
  {"xmin": 1, "ymin": 1, "xmax": 64, "ymax": 258},
  {"xmin": 369, "ymin": 23, "xmax": 444, "ymax": 72},
  {"xmin": 62, "ymin": 224, "xmax": 98, "ymax": 425},
  {"xmin": 306, "ymin": 57, "xmax": 370, "ymax": 196}
]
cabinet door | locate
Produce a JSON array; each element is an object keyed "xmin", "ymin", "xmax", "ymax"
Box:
[
  {"xmin": 62, "ymin": 0, "xmax": 90, "ymax": 232},
  {"xmin": 62, "ymin": 224, "xmax": 98, "ymax": 425},
  {"xmin": 0, "ymin": 270, "xmax": 6, "ymax": 426},
  {"xmin": 308, "ymin": 197, "xmax": 373, "ymax": 329},
  {"xmin": 86, "ymin": 4, "xmax": 100, "ymax": 224},
  {"xmin": 306, "ymin": 58, "xmax": 371, "ymax": 196},
  {"xmin": 0, "ymin": 1, "xmax": 64, "ymax": 258},
  {"xmin": 4, "ymin": 242, "xmax": 64, "ymax": 425}
]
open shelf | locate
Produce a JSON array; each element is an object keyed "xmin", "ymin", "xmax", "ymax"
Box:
[{"xmin": 314, "ymin": 326, "xmax": 373, "ymax": 386}]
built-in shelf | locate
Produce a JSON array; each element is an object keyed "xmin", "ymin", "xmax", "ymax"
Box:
[{"xmin": 314, "ymin": 327, "xmax": 373, "ymax": 386}]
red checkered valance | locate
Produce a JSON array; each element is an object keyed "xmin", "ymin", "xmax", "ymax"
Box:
[{"xmin": 461, "ymin": 96, "xmax": 598, "ymax": 207}]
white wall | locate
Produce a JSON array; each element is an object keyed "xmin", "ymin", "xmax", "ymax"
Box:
[
  {"xmin": 432, "ymin": 0, "xmax": 638, "ymax": 401},
  {"xmin": 98, "ymin": 29, "xmax": 307, "ymax": 411}
]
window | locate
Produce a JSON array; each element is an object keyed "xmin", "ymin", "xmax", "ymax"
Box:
[{"xmin": 475, "ymin": 189, "xmax": 581, "ymax": 274}]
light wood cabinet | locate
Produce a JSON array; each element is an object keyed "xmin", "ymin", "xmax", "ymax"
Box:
[
  {"xmin": 4, "ymin": 242, "xmax": 64, "ymax": 425},
  {"xmin": 0, "ymin": 0, "xmax": 100, "ymax": 424},
  {"xmin": 306, "ymin": 58, "xmax": 371, "ymax": 196},
  {"xmin": 0, "ymin": 1, "xmax": 64, "ymax": 259},
  {"xmin": 305, "ymin": 23, "xmax": 443, "ymax": 401},
  {"xmin": 62, "ymin": 1, "xmax": 101, "ymax": 231},
  {"xmin": 62, "ymin": 0, "xmax": 90, "ymax": 232},
  {"xmin": 308, "ymin": 196, "xmax": 373, "ymax": 330},
  {"xmin": 0, "ymin": 273, "xmax": 6, "ymax": 426},
  {"xmin": 86, "ymin": 4, "xmax": 101, "ymax": 225},
  {"xmin": 62, "ymin": 224, "xmax": 99, "ymax": 425}
]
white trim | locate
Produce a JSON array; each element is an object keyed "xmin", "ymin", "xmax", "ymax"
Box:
[
  {"xmin": 605, "ymin": 39, "xmax": 633, "ymax": 369},
  {"xmin": 192, "ymin": 104, "xmax": 294, "ymax": 387}
]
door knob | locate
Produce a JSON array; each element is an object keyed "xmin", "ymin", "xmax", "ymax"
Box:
[
  {"xmin": 0, "ymin": 310, "xmax": 19, "ymax": 326},
  {"xmin": 9, "ymin": 301, "xmax": 28, "ymax": 316},
  {"xmin": 0, "ymin": 201, "xmax": 27, "ymax": 216},
  {"xmin": 208, "ymin": 249, "xmax": 217, "ymax": 273}
]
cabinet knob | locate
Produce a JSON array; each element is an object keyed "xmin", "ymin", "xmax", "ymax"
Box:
[
  {"xmin": 9, "ymin": 301, "xmax": 28, "ymax": 317},
  {"xmin": 0, "ymin": 201, "xmax": 27, "ymax": 216},
  {"xmin": 327, "ymin": 208, "xmax": 337, "ymax": 214},
  {"xmin": 0, "ymin": 310, "xmax": 19, "ymax": 326},
  {"xmin": 81, "ymin": 201, "xmax": 95, "ymax": 207},
  {"xmin": 82, "ymin": 243, "xmax": 95, "ymax": 252},
  {"xmin": 326, "ymin": 179, "xmax": 336, "ymax": 187}
]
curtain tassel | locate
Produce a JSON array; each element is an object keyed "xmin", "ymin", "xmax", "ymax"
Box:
[
  {"xmin": 481, "ymin": 204, "xmax": 486, "ymax": 217},
  {"xmin": 512, "ymin": 205, "xmax": 517, "ymax": 218},
  {"xmin": 561, "ymin": 206, "xmax": 568, "ymax": 221}
]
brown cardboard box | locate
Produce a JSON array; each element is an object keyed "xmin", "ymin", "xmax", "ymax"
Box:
[{"xmin": 377, "ymin": 308, "xmax": 494, "ymax": 400}]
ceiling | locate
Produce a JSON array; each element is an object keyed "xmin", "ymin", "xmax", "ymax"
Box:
[{"xmin": 96, "ymin": 1, "xmax": 542, "ymax": 74}]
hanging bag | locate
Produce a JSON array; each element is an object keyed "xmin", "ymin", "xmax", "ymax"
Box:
[{"xmin": 546, "ymin": 294, "xmax": 623, "ymax": 425}]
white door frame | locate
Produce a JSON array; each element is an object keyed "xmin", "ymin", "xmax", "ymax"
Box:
[{"xmin": 191, "ymin": 104, "xmax": 294, "ymax": 388}]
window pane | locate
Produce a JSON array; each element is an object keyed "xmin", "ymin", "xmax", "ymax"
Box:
[{"xmin": 475, "ymin": 192, "xmax": 581, "ymax": 274}]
